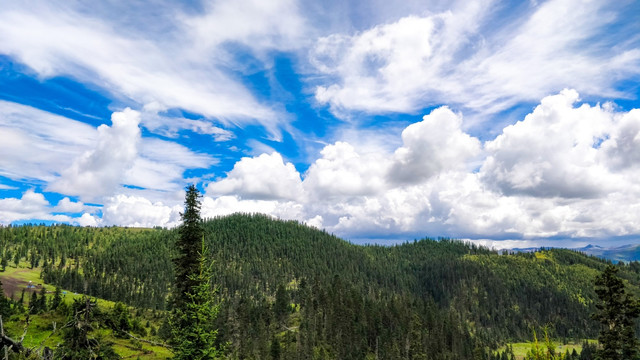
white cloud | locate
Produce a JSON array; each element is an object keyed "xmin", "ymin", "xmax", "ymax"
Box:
[
  {"xmin": 76, "ymin": 213, "xmax": 99, "ymax": 227},
  {"xmin": 201, "ymin": 195, "xmax": 302, "ymax": 220},
  {"xmin": 0, "ymin": 100, "xmax": 96, "ymax": 182},
  {"xmin": 481, "ymin": 89, "xmax": 617, "ymax": 198},
  {"xmin": 101, "ymin": 194, "xmax": 182, "ymax": 228},
  {"xmin": 195, "ymin": 90, "xmax": 640, "ymax": 243},
  {"xmin": 0, "ymin": 1, "xmax": 306, "ymax": 135},
  {"xmin": 0, "ymin": 101, "xmax": 217, "ymax": 202},
  {"xmin": 389, "ymin": 106, "xmax": 481, "ymax": 184},
  {"xmin": 0, "ymin": 189, "xmax": 77, "ymax": 225},
  {"xmin": 54, "ymin": 197, "xmax": 85, "ymax": 213},
  {"xmin": 21, "ymin": 105, "xmax": 219, "ymax": 201},
  {"xmin": 303, "ymin": 142, "xmax": 390, "ymax": 198},
  {"xmin": 141, "ymin": 115, "xmax": 234, "ymax": 141},
  {"xmin": 312, "ymin": 0, "xmax": 640, "ymax": 117},
  {"xmin": 185, "ymin": 0, "xmax": 306, "ymax": 54},
  {"xmin": 124, "ymin": 138, "xmax": 217, "ymax": 192},
  {"xmin": 601, "ymin": 109, "xmax": 640, "ymax": 170},
  {"xmin": 48, "ymin": 108, "xmax": 142, "ymax": 201},
  {"xmin": 207, "ymin": 153, "xmax": 303, "ymax": 201}
]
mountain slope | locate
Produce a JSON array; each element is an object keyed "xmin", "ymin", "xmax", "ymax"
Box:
[{"xmin": 1, "ymin": 214, "xmax": 638, "ymax": 358}]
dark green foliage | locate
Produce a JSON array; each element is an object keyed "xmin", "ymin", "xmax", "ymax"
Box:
[
  {"xmin": 580, "ymin": 341, "xmax": 597, "ymax": 360},
  {"xmin": 50, "ymin": 286, "xmax": 63, "ymax": 311},
  {"xmin": 173, "ymin": 184, "xmax": 204, "ymax": 307},
  {"xmin": 54, "ymin": 297, "xmax": 118, "ymax": 360},
  {"xmin": 270, "ymin": 336, "xmax": 281, "ymax": 360},
  {"xmin": 0, "ymin": 279, "xmax": 12, "ymax": 319},
  {"xmin": 170, "ymin": 185, "xmax": 221, "ymax": 359},
  {"xmin": 2, "ymin": 216, "xmax": 640, "ymax": 358},
  {"xmin": 109, "ymin": 302, "xmax": 131, "ymax": 338},
  {"xmin": 37, "ymin": 286, "xmax": 47, "ymax": 313},
  {"xmin": 273, "ymin": 284, "xmax": 289, "ymax": 325},
  {"xmin": 28, "ymin": 291, "xmax": 38, "ymax": 314},
  {"xmin": 592, "ymin": 265, "xmax": 640, "ymax": 360},
  {"xmin": 170, "ymin": 241, "xmax": 221, "ymax": 359}
]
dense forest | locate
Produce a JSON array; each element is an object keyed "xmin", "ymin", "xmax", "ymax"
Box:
[{"xmin": 1, "ymin": 214, "xmax": 639, "ymax": 359}]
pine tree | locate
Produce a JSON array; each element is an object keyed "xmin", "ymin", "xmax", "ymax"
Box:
[
  {"xmin": 54, "ymin": 296, "xmax": 119, "ymax": 360},
  {"xmin": 169, "ymin": 185, "xmax": 221, "ymax": 359},
  {"xmin": 173, "ymin": 185, "xmax": 204, "ymax": 307},
  {"xmin": 29, "ymin": 291, "xmax": 38, "ymax": 314},
  {"xmin": 170, "ymin": 240, "xmax": 221, "ymax": 359},
  {"xmin": 50, "ymin": 286, "xmax": 63, "ymax": 311},
  {"xmin": 274, "ymin": 284, "xmax": 289, "ymax": 325},
  {"xmin": 37, "ymin": 286, "xmax": 47, "ymax": 312},
  {"xmin": 592, "ymin": 265, "xmax": 640, "ymax": 360},
  {"xmin": 0, "ymin": 280, "xmax": 12, "ymax": 319}
]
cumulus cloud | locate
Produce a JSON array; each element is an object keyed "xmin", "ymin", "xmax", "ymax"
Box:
[
  {"xmin": 481, "ymin": 89, "xmax": 617, "ymax": 198},
  {"xmin": 49, "ymin": 108, "xmax": 142, "ymax": 201},
  {"xmin": 601, "ymin": 109, "xmax": 640, "ymax": 170},
  {"xmin": 101, "ymin": 194, "xmax": 182, "ymax": 228},
  {"xmin": 195, "ymin": 90, "xmax": 640, "ymax": 243},
  {"xmin": 76, "ymin": 213, "xmax": 100, "ymax": 227},
  {"xmin": 6, "ymin": 86, "xmax": 640, "ymax": 245},
  {"xmin": 0, "ymin": 190, "xmax": 89, "ymax": 225},
  {"xmin": 303, "ymin": 142, "xmax": 389, "ymax": 198},
  {"xmin": 389, "ymin": 107, "xmax": 481, "ymax": 184},
  {"xmin": 312, "ymin": 0, "xmax": 640, "ymax": 117},
  {"xmin": 42, "ymin": 107, "xmax": 216, "ymax": 200},
  {"xmin": 201, "ymin": 195, "xmax": 303, "ymax": 221},
  {"xmin": 207, "ymin": 153, "xmax": 303, "ymax": 201},
  {"xmin": 54, "ymin": 197, "xmax": 85, "ymax": 213},
  {"xmin": 0, "ymin": 102, "xmax": 215, "ymax": 205}
]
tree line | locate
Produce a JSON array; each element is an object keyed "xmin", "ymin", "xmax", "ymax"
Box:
[{"xmin": 1, "ymin": 188, "xmax": 640, "ymax": 357}]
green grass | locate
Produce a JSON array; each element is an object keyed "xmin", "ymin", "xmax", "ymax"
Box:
[
  {"xmin": 499, "ymin": 340, "xmax": 596, "ymax": 359},
  {"xmin": 1, "ymin": 262, "xmax": 43, "ymax": 282},
  {"xmin": 1, "ymin": 262, "xmax": 173, "ymax": 359}
]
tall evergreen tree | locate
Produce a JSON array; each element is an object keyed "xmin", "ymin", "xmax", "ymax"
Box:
[
  {"xmin": 592, "ymin": 265, "xmax": 640, "ymax": 360},
  {"xmin": 173, "ymin": 184, "xmax": 204, "ymax": 306},
  {"xmin": 170, "ymin": 185, "xmax": 221, "ymax": 359},
  {"xmin": 0, "ymin": 280, "xmax": 12, "ymax": 319},
  {"xmin": 50, "ymin": 286, "xmax": 63, "ymax": 311}
]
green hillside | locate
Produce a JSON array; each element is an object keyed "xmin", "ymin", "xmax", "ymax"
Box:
[{"xmin": 0, "ymin": 214, "xmax": 637, "ymax": 359}]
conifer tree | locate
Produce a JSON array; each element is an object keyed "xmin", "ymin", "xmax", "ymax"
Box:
[
  {"xmin": 55, "ymin": 296, "xmax": 118, "ymax": 360},
  {"xmin": 29, "ymin": 291, "xmax": 38, "ymax": 314},
  {"xmin": 0, "ymin": 280, "xmax": 12, "ymax": 319},
  {"xmin": 592, "ymin": 265, "xmax": 640, "ymax": 360},
  {"xmin": 169, "ymin": 185, "xmax": 221, "ymax": 359},
  {"xmin": 173, "ymin": 185, "xmax": 204, "ymax": 307},
  {"xmin": 50, "ymin": 286, "xmax": 63, "ymax": 311}
]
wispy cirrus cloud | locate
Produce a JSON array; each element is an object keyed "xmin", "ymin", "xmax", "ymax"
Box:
[
  {"xmin": 0, "ymin": 0, "xmax": 308, "ymax": 138},
  {"xmin": 0, "ymin": 100, "xmax": 96, "ymax": 183},
  {"xmin": 0, "ymin": 102, "xmax": 216, "ymax": 202},
  {"xmin": 311, "ymin": 0, "xmax": 640, "ymax": 119}
]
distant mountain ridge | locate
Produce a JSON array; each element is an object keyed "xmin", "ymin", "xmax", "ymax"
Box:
[
  {"xmin": 574, "ymin": 243, "xmax": 640, "ymax": 262},
  {"xmin": 511, "ymin": 243, "xmax": 640, "ymax": 262}
]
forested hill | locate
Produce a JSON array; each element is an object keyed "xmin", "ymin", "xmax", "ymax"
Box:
[{"xmin": 1, "ymin": 214, "xmax": 639, "ymax": 358}]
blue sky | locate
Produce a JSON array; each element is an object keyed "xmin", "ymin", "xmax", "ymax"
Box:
[{"xmin": 0, "ymin": 0, "xmax": 639, "ymax": 248}]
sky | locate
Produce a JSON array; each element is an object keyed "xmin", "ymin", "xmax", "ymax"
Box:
[{"xmin": 0, "ymin": 0, "xmax": 639, "ymax": 249}]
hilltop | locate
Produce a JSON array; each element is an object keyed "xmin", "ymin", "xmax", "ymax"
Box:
[{"xmin": 0, "ymin": 214, "xmax": 637, "ymax": 358}]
